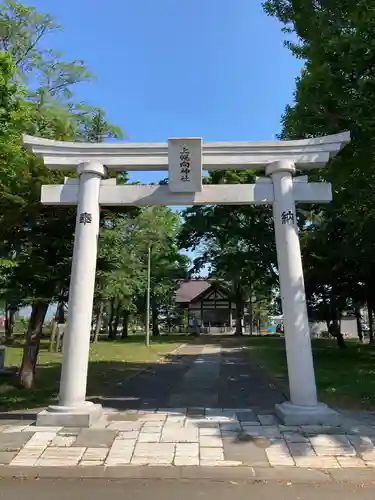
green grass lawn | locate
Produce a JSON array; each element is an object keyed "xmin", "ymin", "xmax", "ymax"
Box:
[
  {"xmin": 0, "ymin": 335, "xmax": 187, "ymax": 412},
  {"xmin": 242, "ymin": 337, "xmax": 375, "ymax": 411}
]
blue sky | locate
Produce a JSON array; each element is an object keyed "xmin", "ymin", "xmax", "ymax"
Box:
[{"xmin": 26, "ymin": 0, "xmax": 301, "ymax": 185}]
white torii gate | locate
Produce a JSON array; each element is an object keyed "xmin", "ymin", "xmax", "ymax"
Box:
[{"xmin": 23, "ymin": 132, "xmax": 350, "ymax": 428}]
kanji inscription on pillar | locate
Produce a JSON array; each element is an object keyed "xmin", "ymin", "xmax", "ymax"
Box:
[
  {"xmin": 281, "ymin": 210, "xmax": 294, "ymax": 225},
  {"xmin": 179, "ymin": 145, "xmax": 191, "ymax": 182},
  {"xmin": 168, "ymin": 137, "xmax": 202, "ymax": 193},
  {"xmin": 79, "ymin": 212, "xmax": 92, "ymax": 225}
]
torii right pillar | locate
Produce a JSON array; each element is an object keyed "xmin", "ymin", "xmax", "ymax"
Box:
[{"xmin": 266, "ymin": 160, "xmax": 340, "ymax": 425}]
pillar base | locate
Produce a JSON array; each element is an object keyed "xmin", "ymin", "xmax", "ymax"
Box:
[
  {"xmin": 275, "ymin": 401, "xmax": 341, "ymax": 426},
  {"xmin": 36, "ymin": 401, "xmax": 103, "ymax": 428}
]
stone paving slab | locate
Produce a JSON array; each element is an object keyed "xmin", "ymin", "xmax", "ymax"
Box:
[
  {"xmin": 73, "ymin": 429, "xmax": 117, "ymax": 448},
  {"xmin": 0, "ymin": 432, "xmax": 35, "ymax": 451},
  {"xmin": 0, "ymin": 451, "xmax": 17, "ymax": 464},
  {"xmin": 222, "ymin": 436, "xmax": 270, "ymax": 466},
  {"xmin": 0, "ymin": 407, "xmax": 375, "ymax": 469}
]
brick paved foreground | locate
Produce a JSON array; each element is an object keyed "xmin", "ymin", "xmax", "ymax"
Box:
[{"xmin": 1, "ymin": 342, "xmax": 375, "ymax": 471}]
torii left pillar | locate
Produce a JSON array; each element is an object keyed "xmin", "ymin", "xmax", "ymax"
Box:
[{"xmin": 37, "ymin": 162, "xmax": 106, "ymax": 427}]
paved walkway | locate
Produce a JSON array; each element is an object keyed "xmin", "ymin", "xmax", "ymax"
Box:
[
  {"xmin": 1, "ymin": 341, "xmax": 375, "ymax": 472},
  {"xmin": 90, "ymin": 341, "xmax": 285, "ymax": 411}
]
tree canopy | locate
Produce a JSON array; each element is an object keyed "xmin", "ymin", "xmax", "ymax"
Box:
[{"xmin": 263, "ymin": 0, "xmax": 375, "ymax": 344}]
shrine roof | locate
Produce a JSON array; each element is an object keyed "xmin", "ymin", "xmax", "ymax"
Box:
[{"xmin": 175, "ymin": 279, "xmax": 229, "ymax": 303}]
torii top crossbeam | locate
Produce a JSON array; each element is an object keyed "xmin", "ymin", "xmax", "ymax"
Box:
[{"xmin": 23, "ymin": 132, "xmax": 350, "ymax": 171}]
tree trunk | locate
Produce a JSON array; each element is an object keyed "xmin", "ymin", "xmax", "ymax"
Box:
[
  {"xmin": 234, "ymin": 300, "xmax": 243, "ymax": 336},
  {"xmin": 112, "ymin": 302, "xmax": 121, "ymax": 339},
  {"xmin": 49, "ymin": 321, "xmax": 58, "ymax": 352},
  {"xmin": 354, "ymin": 304, "xmax": 363, "ymax": 343},
  {"xmin": 368, "ymin": 300, "xmax": 374, "ymax": 344},
  {"xmin": 336, "ymin": 330, "xmax": 346, "ymax": 348},
  {"xmin": 107, "ymin": 298, "xmax": 116, "ymax": 339},
  {"xmin": 4, "ymin": 302, "xmax": 9, "ymax": 339},
  {"xmin": 93, "ymin": 301, "xmax": 104, "ymax": 343},
  {"xmin": 49, "ymin": 301, "xmax": 65, "ymax": 352},
  {"xmin": 152, "ymin": 318, "xmax": 160, "ymax": 336},
  {"xmin": 152, "ymin": 301, "xmax": 160, "ymax": 336},
  {"xmin": 121, "ymin": 310, "xmax": 129, "ymax": 339},
  {"xmin": 248, "ymin": 300, "xmax": 253, "ymax": 336},
  {"xmin": 56, "ymin": 324, "xmax": 64, "ymax": 352},
  {"xmin": 57, "ymin": 301, "xmax": 65, "ymax": 324},
  {"xmin": 5, "ymin": 304, "xmax": 16, "ymax": 343},
  {"xmin": 327, "ymin": 318, "xmax": 346, "ymax": 348},
  {"xmin": 19, "ymin": 300, "xmax": 49, "ymax": 389}
]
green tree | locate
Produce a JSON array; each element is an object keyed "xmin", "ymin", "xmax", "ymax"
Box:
[
  {"xmin": 131, "ymin": 206, "xmax": 188, "ymax": 338},
  {"xmin": 94, "ymin": 206, "xmax": 188, "ymax": 341},
  {"xmin": 263, "ymin": 0, "xmax": 375, "ymax": 345},
  {"xmin": 0, "ymin": 0, "xmax": 59, "ymax": 75},
  {"xmin": 0, "ymin": 2, "xmax": 124, "ymax": 386},
  {"xmin": 95, "ymin": 213, "xmax": 145, "ymax": 340}
]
